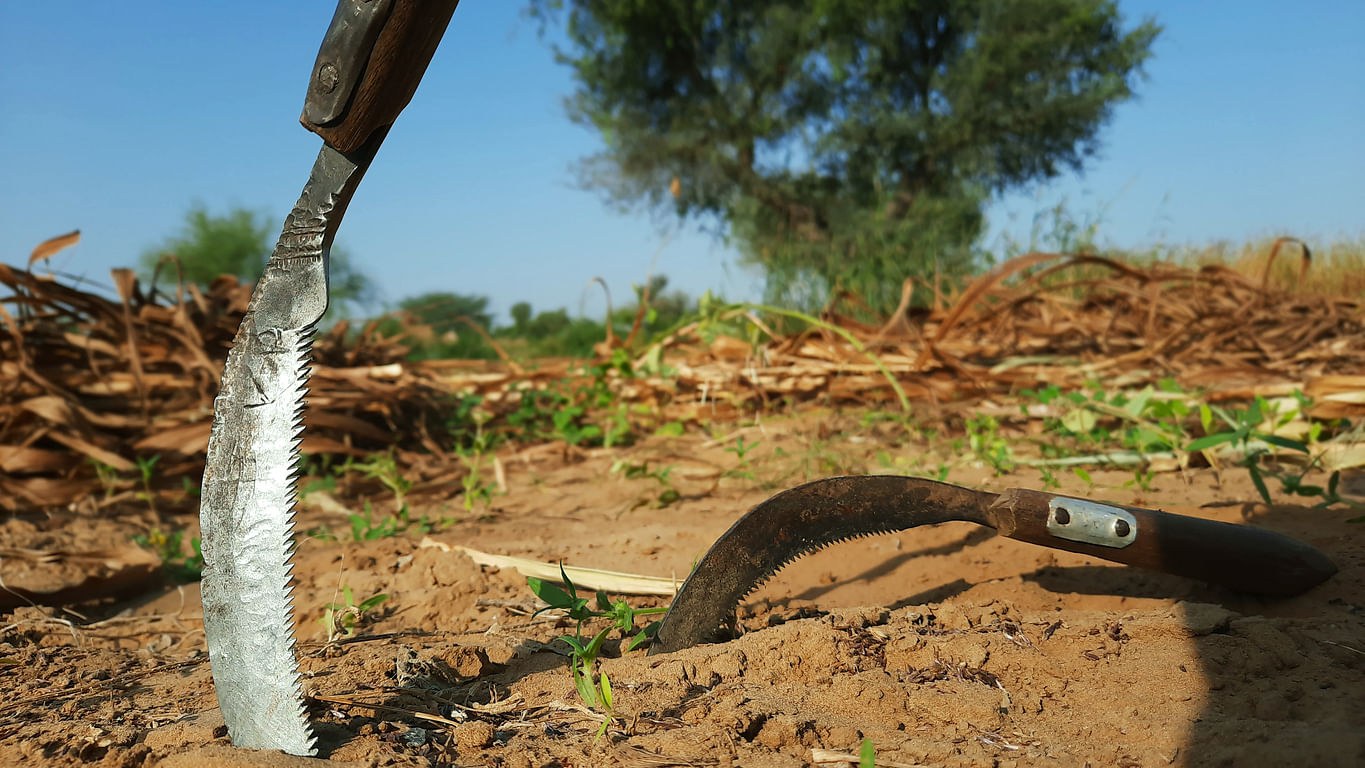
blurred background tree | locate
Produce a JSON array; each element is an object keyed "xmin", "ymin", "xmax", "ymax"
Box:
[
  {"xmin": 140, "ymin": 204, "xmax": 376, "ymax": 319},
  {"xmin": 382, "ymin": 292, "xmax": 499, "ymax": 360},
  {"xmin": 529, "ymin": 0, "xmax": 1160, "ymax": 314}
]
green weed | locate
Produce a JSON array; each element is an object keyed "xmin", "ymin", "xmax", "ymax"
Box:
[
  {"xmin": 133, "ymin": 528, "xmax": 203, "ymax": 582},
  {"xmin": 527, "ymin": 565, "xmax": 667, "ymax": 740},
  {"xmin": 611, "ymin": 459, "xmax": 680, "ymax": 508},
  {"xmin": 348, "ymin": 501, "xmax": 447, "ymax": 541},
  {"xmin": 317, "ymin": 585, "xmax": 389, "ymax": 642},
  {"xmin": 354, "ymin": 452, "xmax": 413, "ymax": 510},
  {"xmin": 966, "ymin": 414, "xmax": 1014, "ymax": 474},
  {"xmin": 456, "ymin": 408, "xmax": 501, "ymax": 512},
  {"xmin": 723, "ymin": 435, "xmax": 761, "ymax": 479},
  {"xmin": 1188, "ymin": 394, "xmax": 1355, "ymax": 508},
  {"xmin": 90, "ymin": 458, "xmax": 123, "ymax": 500}
]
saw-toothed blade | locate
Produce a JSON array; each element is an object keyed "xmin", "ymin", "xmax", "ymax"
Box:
[
  {"xmin": 648, "ymin": 476, "xmax": 996, "ymax": 655},
  {"xmin": 200, "ymin": 140, "xmax": 379, "ymax": 755}
]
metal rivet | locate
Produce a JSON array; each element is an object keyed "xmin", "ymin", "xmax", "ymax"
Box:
[
  {"xmin": 1054, "ymin": 507, "xmax": 1071, "ymax": 525},
  {"xmin": 317, "ymin": 62, "xmax": 339, "ymax": 93},
  {"xmin": 1113, "ymin": 518, "xmax": 1131, "ymax": 537}
]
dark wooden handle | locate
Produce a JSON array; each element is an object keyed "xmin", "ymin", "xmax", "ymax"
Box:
[
  {"xmin": 989, "ymin": 488, "xmax": 1336, "ymax": 596},
  {"xmin": 302, "ymin": 0, "xmax": 460, "ymax": 153}
]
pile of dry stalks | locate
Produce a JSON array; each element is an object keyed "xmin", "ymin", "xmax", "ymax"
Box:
[{"xmin": 3, "ymin": 234, "xmax": 1361, "ymax": 513}]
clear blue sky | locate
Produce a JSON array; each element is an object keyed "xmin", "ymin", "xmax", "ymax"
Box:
[{"xmin": 2, "ymin": 2, "xmax": 1361, "ymax": 324}]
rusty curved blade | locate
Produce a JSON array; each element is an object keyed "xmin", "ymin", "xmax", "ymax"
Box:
[
  {"xmin": 199, "ymin": 138, "xmax": 380, "ymax": 756},
  {"xmin": 648, "ymin": 476, "xmax": 995, "ymax": 655}
]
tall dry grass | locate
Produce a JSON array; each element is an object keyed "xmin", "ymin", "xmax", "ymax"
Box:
[{"xmin": 1176, "ymin": 236, "xmax": 1365, "ymax": 296}]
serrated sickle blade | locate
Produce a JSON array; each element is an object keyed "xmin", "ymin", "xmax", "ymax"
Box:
[
  {"xmin": 200, "ymin": 139, "xmax": 380, "ymax": 755},
  {"xmin": 649, "ymin": 475, "xmax": 1338, "ymax": 655},
  {"xmin": 649, "ymin": 476, "xmax": 994, "ymax": 655}
]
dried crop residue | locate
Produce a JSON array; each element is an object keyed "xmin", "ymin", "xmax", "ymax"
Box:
[
  {"xmin": 2, "ymin": 254, "xmax": 1363, "ymax": 766},
  {"xmin": 2, "ymin": 420, "xmax": 1362, "ymax": 768}
]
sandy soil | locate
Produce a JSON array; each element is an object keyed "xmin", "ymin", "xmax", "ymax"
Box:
[{"xmin": 2, "ymin": 410, "xmax": 1362, "ymax": 767}]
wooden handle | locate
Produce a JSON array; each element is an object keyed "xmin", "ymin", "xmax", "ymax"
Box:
[
  {"xmin": 989, "ymin": 488, "xmax": 1336, "ymax": 596},
  {"xmin": 301, "ymin": 0, "xmax": 460, "ymax": 153}
]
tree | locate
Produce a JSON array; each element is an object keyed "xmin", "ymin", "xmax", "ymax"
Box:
[
  {"xmin": 510, "ymin": 301, "xmax": 534, "ymax": 334},
  {"xmin": 141, "ymin": 204, "xmax": 375, "ymax": 317},
  {"xmin": 385, "ymin": 291, "xmax": 498, "ymax": 360},
  {"xmin": 530, "ymin": 0, "xmax": 1159, "ymax": 313}
]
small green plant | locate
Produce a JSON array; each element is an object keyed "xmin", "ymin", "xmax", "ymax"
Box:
[
  {"xmin": 90, "ymin": 458, "xmax": 123, "ymax": 500},
  {"xmin": 299, "ymin": 473, "xmax": 337, "ymax": 500},
  {"xmin": 1021, "ymin": 380, "xmax": 1191, "ymax": 461},
  {"xmin": 527, "ymin": 565, "xmax": 667, "ymax": 740},
  {"xmin": 317, "ymin": 586, "xmax": 389, "ymax": 642},
  {"xmin": 653, "ymin": 420, "xmax": 685, "ymax": 437},
  {"xmin": 611, "ymin": 459, "xmax": 680, "ymax": 508},
  {"xmin": 301, "ymin": 524, "xmax": 339, "ymax": 542},
  {"xmin": 133, "ymin": 528, "xmax": 203, "ymax": 582},
  {"xmin": 1037, "ymin": 466, "xmax": 1060, "ymax": 490},
  {"xmin": 134, "ymin": 454, "xmax": 160, "ymax": 511},
  {"xmin": 349, "ymin": 501, "xmax": 401, "ymax": 541},
  {"xmin": 348, "ymin": 501, "xmax": 447, "ymax": 541},
  {"xmin": 1187, "ymin": 394, "xmax": 1353, "ymax": 508},
  {"xmin": 1071, "ymin": 466, "xmax": 1096, "ymax": 494},
  {"xmin": 965, "ymin": 414, "xmax": 1014, "ymax": 474},
  {"xmin": 457, "ymin": 408, "xmax": 501, "ymax": 512},
  {"xmin": 1126, "ymin": 466, "xmax": 1156, "ymax": 493},
  {"xmin": 723, "ymin": 435, "xmax": 761, "ymax": 479},
  {"xmin": 354, "ymin": 452, "xmax": 413, "ymax": 510},
  {"xmin": 860, "ymin": 738, "xmax": 876, "ymax": 768},
  {"xmin": 553, "ymin": 404, "xmax": 602, "ymax": 447}
]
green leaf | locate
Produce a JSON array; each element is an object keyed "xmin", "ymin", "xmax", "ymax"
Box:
[
  {"xmin": 1259, "ymin": 434, "xmax": 1309, "ymax": 453},
  {"xmin": 1071, "ymin": 467, "xmax": 1093, "ymax": 486},
  {"xmin": 626, "ymin": 621, "xmax": 659, "ymax": 651},
  {"xmin": 600, "ymin": 670, "xmax": 614, "ymax": 710},
  {"xmin": 1124, "ymin": 387, "xmax": 1153, "ymax": 419},
  {"xmin": 654, "ymin": 420, "xmax": 685, "ymax": 437},
  {"xmin": 357, "ymin": 593, "xmax": 389, "ymax": 612},
  {"xmin": 1060, "ymin": 409, "xmax": 1097, "ymax": 435},
  {"xmin": 1187, "ymin": 433, "xmax": 1239, "ymax": 452},
  {"xmin": 573, "ymin": 667, "xmax": 599, "ymax": 708},
  {"xmin": 860, "ymin": 738, "xmax": 875, "ymax": 768},
  {"xmin": 1248, "ymin": 465, "xmax": 1273, "ymax": 506},
  {"xmin": 559, "ymin": 562, "xmax": 578, "ymax": 599},
  {"xmin": 527, "ymin": 577, "xmax": 574, "ymax": 610},
  {"xmin": 585, "ymin": 627, "xmax": 611, "ymax": 659}
]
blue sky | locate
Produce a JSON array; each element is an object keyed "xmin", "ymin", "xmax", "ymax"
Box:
[{"xmin": 2, "ymin": 2, "xmax": 1361, "ymax": 324}]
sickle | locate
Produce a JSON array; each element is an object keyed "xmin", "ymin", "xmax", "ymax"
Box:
[{"xmin": 649, "ymin": 475, "xmax": 1337, "ymax": 654}]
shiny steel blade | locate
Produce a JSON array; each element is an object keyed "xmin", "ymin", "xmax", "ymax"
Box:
[{"xmin": 200, "ymin": 138, "xmax": 379, "ymax": 755}]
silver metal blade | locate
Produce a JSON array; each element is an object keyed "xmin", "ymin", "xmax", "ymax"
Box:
[{"xmin": 200, "ymin": 140, "xmax": 379, "ymax": 756}]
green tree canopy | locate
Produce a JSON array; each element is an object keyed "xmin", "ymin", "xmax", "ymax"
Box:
[
  {"xmin": 141, "ymin": 204, "xmax": 375, "ymax": 317},
  {"xmin": 531, "ymin": 0, "xmax": 1159, "ymax": 312},
  {"xmin": 386, "ymin": 291, "xmax": 498, "ymax": 360}
]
